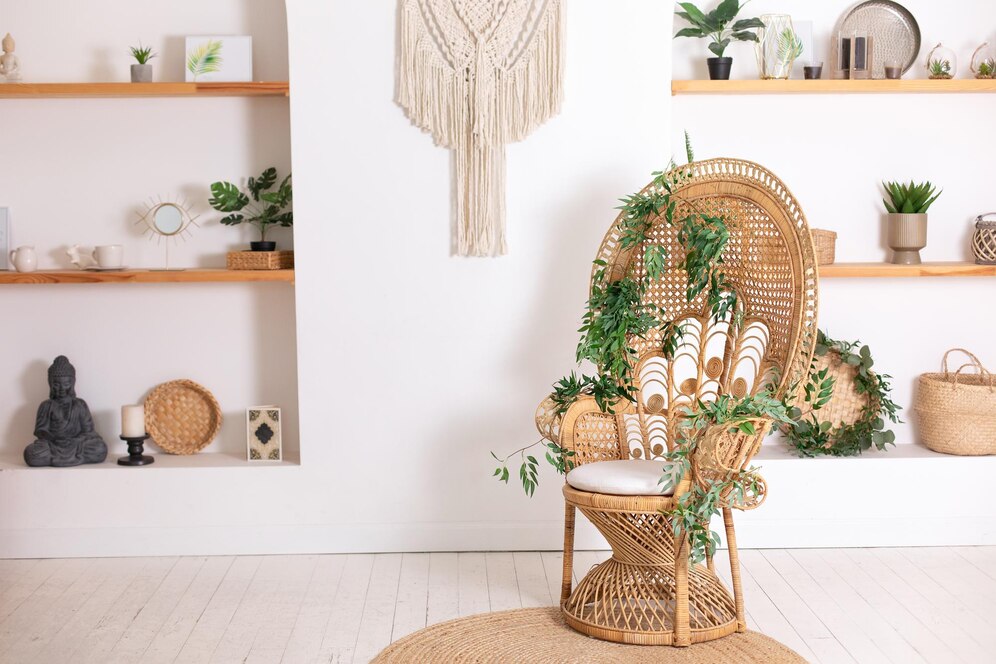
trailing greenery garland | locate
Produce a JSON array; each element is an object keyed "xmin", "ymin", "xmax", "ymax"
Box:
[{"xmin": 782, "ymin": 330, "xmax": 901, "ymax": 458}]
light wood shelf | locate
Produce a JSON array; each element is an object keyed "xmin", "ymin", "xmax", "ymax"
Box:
[
  {"xmin": 0, "ymin": 82, "xmax": 290, "ymax": 98},
  {"xmin": 672, "ymin": 79, "xmax": 996, "ymax": 96},
  {"xmin": 819, "ymin": 262, "xmax": 996, "ymax": 278},
  {"xmin": 0, "ymin": 269, "xmax": 295, "ymax": 285}
]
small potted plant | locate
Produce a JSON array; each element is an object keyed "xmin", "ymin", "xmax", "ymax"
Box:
[
  {"xmin": 209, "ymin": 167, "xmax": 293, "ymax": 251},
  {"xmin": 674, "ymin": 0, "xmax": 764, "ymax": 80},
  {"xmin": 925, "ymin": 43, "xmax": 956, "ymax": 80},
  {"xmin": 882, "ymin": 180, "xmax": 941, "ymax": 265},
  {"xmin": 129, "ymin": 43, "xmax": 156, "ymax": 83},
  {"xmin": 971, "ymin": 43, "xmax": 995, "ymax": 79}
]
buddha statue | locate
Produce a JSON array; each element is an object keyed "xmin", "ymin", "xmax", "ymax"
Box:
[
  {"xmin": 23, "ymin": 356, "xmax": 108, "ymax": 467},
  {"xmin": 0, "ymin": 33, "xmax": 21, "ymax": 82}
]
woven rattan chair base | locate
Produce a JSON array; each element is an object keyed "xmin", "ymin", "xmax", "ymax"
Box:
[
  {"xmin": 372, "ymin": 608, "xmax": 805, "ymax": 663},
  {"xmin": 564, "ymin": 487, "xmax": 737, "ymax": 646}
]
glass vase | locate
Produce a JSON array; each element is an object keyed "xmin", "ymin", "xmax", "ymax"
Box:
[
  {"xmin": 756, "ymin": 15, "xmax": 801, "ymax": 80},
  {"xmin": 971, "ymin": 42, "xmax": 996, "ymax": 79}
]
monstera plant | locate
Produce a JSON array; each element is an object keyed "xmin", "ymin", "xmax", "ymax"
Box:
[{"xmin": 209, "ymin": 167, "xmax": 293, "ymax": 251}]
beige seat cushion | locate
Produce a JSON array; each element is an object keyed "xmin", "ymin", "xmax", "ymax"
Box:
[{"xmin": 565, "ymin": 459, "xmax": 676, "ymax": 496}]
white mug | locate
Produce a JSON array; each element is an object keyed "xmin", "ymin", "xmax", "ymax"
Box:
[
  {"xmin": 9, "ymin": 245, "xmax": 37, "ymax": 273},
  {"xmin": 94, "ymin": 244, "xmax": 124, "ymax": 268}
]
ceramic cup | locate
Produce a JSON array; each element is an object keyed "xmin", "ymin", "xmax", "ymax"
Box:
[{"xmin": 94, "ymin": 244, "xmax": 124, "ymax": 268}]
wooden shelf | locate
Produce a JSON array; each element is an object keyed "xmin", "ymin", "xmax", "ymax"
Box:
[
  {"xmin": 819, "ymin": 262, "xmax": 996, "ymax": 278},
  {"xmin": 672, "ymin": 79, "xmax": 996, "ymax": 96},
  {"xmin": 0, "ymin": 82, "xmax": 289, "ymax": 98},
  {"xmin": 0, "ymin": 269, "xmax": 295, "ymax": 284}
]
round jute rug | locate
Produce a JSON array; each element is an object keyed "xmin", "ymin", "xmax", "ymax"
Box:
[{"xmin": 372, "ymin": 607, "xmax": 806, "ymax": 663}]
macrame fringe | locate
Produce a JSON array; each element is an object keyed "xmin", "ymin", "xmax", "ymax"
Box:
[{"xmin": 396, "ymin": 0, "xmax": 564, "ymax": 256}]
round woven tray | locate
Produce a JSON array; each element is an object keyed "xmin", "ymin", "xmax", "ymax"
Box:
[
  {"xmin": 372, "ymin": 608, "xmax": 805, "ymax": 663},
  {"xmin": 145, "ymin": 379, "xmax": 222, "ymax": 455}
]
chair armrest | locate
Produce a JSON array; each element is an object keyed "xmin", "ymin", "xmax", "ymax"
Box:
[
  {"xmin": 535, "ymin": 395, "xmax": 631, "ymax": 467},
  {"xmin": 691, "ymin": 417, "xmax": 771, "ymax": 510}
]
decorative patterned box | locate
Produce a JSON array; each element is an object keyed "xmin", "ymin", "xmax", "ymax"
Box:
[
  {"xmin": 247, "ymin": 406, "xmax": 282, "ymax": 461},
  {"xmin": 226, "ymin": 251, "xmax": 294, "ymax": 271}
]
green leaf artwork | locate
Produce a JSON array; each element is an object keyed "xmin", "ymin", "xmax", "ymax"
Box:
[{"xmin": 187, "ymin": 40, "xmax": 224, "ymax": 80}]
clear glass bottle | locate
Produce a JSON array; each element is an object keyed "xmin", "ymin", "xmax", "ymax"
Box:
[
  {"xmin": 756, "ymin": 15, "xmax": 800, "ymax": 80},
  {"xmin": 925, "ymin": 43, "xmax": 956, "ymax": 80}
]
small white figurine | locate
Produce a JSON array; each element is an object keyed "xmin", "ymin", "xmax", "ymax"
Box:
[
  {"xmin": 66, "ymin": 245, "xmax": 96, "ymax": 269},
  {"xmin": 0, "ymin": 33, "xmax": 22, "ymax": 82}
]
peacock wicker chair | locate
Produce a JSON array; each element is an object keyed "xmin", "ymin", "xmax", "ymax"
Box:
[{"xmin": 534, "ymin": 158, "xmax": 819, "ymax": 646}]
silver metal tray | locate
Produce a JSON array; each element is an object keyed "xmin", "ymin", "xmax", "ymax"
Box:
[{"xmin": 832, "ymin": 1, "xmax": 921, "ymax": 78}]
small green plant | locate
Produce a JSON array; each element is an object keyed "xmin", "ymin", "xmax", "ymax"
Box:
[
  {"xmin": 209, "ymin": 167, "xmax": 293, "ymax": 242},
  {"xmin": 977, "ymin": 59, "xmax": 995, "ymax": 78},
  {"xmin": 187, "ymin": 40, "xmax": 223, "ymax": 80},
  {"xmin": 129, "ymin": 44, "xmax": 156, "ymax": 65},
  {"xmin": 674, "ymin": 0, "xmax": 764, "ymax": 58},
  {"xmin": 882, "ymin": 180, "xmax": 942, "ymax": 215},
  {"xmin": 928, "ymin": 58, "xmax": 952, "ymax": 79}
]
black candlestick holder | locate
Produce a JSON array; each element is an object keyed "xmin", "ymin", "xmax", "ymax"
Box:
[{"xmin": 118, "ymin": 434, "xmax": 154, "ymax": 466}]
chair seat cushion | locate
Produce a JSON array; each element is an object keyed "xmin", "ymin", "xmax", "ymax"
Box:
[{"xmin": 565, "ymin": 459, "xmax": 676, "ymax": 496}]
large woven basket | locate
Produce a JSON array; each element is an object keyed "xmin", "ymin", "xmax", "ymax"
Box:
[
  {"xmin": 915, "ymin": 349, "xmax": 996, "ymax": 455},
  {"xmin": 226, "ymin": 250, "xmax": 294, "ymax": 271},
  {"xmin": 811, "ymin": 229, "xmax": 837, "ymax": 266},
  {"xmin": 145, "ymin": 379, "xmax": 223, "ymax": 455}
]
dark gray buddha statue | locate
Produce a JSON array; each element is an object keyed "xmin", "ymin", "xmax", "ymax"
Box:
[{"xmin": 23, "ymin": 356, "xmax": 108, "ymax": 467}]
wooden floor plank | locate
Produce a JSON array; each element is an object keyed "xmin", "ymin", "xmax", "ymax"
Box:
[
  {"xmin": 139, "ymin": 556, "xmax": 235, "ymax": 664},
  {"xmin": 847, "ymin": 548, "xmax": 990, "ymax": 664},
  {"xmin": 352, "ymin": 554, "xmax": 404, "ymax": 664},
  {"xmin": 34, "ymin": 558, "xmax": 148, "ymax": 663},
  {"xmin": 513, "ymin": 552, "xmax": 553, "ymax": 608},
  {"xmin": 457, "ymin": 553, "xmax": 489, "ymax": 617},
  {"xmin": 485, "ymin": 553, "xmax": 520, "ymax": 612},
  {"xmin": 734, "ymin": 552, "xmax": 816, "ymax": 661},
  {"xmin": 280, "ymin": 555, "xmax": 346, "ymax": 663},
  {"xmin": 315, "ymin": 554, "xmax": 375, "ymax": 663},
  {"xmin": 425, "ymin": 552, "xmax": 459, "ymax": 625},
  {"xmin": 173, "ymin": 556, "xmax": 262, "ymax": 664},
  {"xmin": 540, "ymin": 551, "xmax": 567, "ymax": 607},
  {"xmin": 791, "ymin": 549, "xmax": 925, "ymax": 664},
  {"xmin": 105, "ymin": 556, "xmax": 207, "ymax": 663},
  {"xmin": 390, "ymin": 553, "xmax": 429, "ymax": 641},
  {"xmin": 242, "ymin": 555, "xmax": 318, "ymax": 664}
]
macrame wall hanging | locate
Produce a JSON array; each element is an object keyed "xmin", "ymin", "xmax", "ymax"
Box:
[{"xmin": 397, "ymin": 0, "xmax": 564, "ymax": 257}]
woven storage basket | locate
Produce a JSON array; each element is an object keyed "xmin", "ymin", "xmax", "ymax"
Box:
[
  {"xmin": 973, "ymin": 215, "xmax": 996, "ymax": 265},
  {"xmin": 145, "ymin": 379, "xmax": 223, "ymax": 455},
  {"xmin": 226, "ymin": 250, "xmax": 294, "ymax": 270},
  {"xmin": 915, "ymin": 349, "xmax": 996, "ymax": 455},
  {"xmin": 811, "ymin": 229, "xmax": 837, "ymax": 266}
]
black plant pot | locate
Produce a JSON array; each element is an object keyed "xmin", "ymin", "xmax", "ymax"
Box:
[
  {"xmin": 250, "ymin": 241, "xmax": 276, "ymax": 252},
  {"xmin": 707, "ymin": 57, "xmax": 733, "ymax": 81}
]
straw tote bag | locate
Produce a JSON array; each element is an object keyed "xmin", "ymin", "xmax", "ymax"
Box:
[{"xmin": 915, "ymin": 349, "xmax": 996, "ymax": 455}]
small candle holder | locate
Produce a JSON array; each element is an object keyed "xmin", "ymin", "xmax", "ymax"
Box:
[
  {"xmin": 803, "ymin": 63, "xmax": 824, "ymax": 80},
  {"xmin": 118, "ymin": 434, "xmax": 154, "ymax": 466}
]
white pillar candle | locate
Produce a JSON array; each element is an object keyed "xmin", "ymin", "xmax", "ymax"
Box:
[{"xmin": 121, "ymin": 404, "xmax": 146, "ymax": 438}]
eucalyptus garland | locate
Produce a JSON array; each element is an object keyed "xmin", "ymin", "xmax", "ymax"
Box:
[{"xmin": 783, "ymin": 330, "xmax": 901, "ymax": 457}]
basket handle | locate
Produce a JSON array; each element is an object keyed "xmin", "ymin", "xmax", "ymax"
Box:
[
  {"xmin": 951, "ymin": 362, "xmax": 996, "ymax": 393},
  {"xmin": 976, "ymin": 212, "xmax": 996, "ymax": 223},
  {"xmin": 942, "ymin": 348, "xmax": 986, "ymax": 375}
]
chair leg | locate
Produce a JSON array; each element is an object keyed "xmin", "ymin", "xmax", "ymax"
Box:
[
  {"xmin": 561, "ymin": 502, "xmax": 575, "ymax": 606},
  {"xmin": 723, "ymin": 507, "xmax": 746, "ymax": 632},
  {"xmin": 673, "ymin": 532, "xmax": 691, "ymax": 647}
]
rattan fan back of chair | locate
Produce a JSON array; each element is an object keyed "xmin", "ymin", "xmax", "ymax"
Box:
[
  {"xmin": 145, "ymin": 379, "xmax": 223, "ymax": 455},
  {"xmin": 589, "ymin": 159, "xmax": 819, "ymax": 459}
]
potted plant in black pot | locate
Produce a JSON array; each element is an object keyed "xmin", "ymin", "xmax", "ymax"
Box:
[
  {"xmin": 209, "ymin": 167, "xmax": 293, "ymax": 251},
  {"xmin": 674, "ymin": 0, "xmax": 764, "ymax": 80}
]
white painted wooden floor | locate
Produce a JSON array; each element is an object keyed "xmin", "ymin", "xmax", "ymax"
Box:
[{"xmin": 1, "ymin": 548, "xmax": 994, "ymax": 663}]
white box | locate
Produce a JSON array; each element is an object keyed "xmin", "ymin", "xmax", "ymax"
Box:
[{"xmin": 185, "ymin": 36, "xmax": 253, "ymax": 82}]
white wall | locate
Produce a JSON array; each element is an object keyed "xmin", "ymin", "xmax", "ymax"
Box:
[
  {"xmin": 0, "ymin": 0, "xmax": 297, "ymax": 462},
  {"xmin": 674, "ymin": 0, "xmax": 996, "ymax": 446}
]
